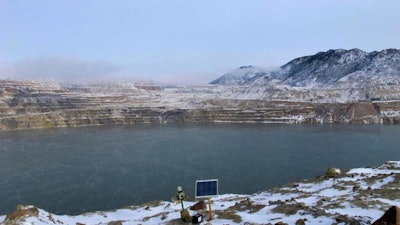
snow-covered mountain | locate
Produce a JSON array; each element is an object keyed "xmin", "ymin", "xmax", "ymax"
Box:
[
  {"xmin": 212, "ymin": 49, "xmax": 400, "ymax": 88},
  {"xmin": 210, "ymin": 65, "xmax": 273, "ymax": 85}
]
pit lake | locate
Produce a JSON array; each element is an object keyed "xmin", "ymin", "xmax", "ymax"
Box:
[{"xmin": 1, "ymin": 124, "xmax": 399, "ymax": 215}]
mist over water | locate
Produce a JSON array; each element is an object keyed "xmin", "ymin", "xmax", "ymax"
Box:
[{"xmin": 0, "ymin": 124, "xmax": 399, "ymax": 215}]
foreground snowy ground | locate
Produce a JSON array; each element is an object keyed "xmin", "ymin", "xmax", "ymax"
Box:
[{"xmin": 2, "ymin": 161, "xmax": 400, "ymax": 225}]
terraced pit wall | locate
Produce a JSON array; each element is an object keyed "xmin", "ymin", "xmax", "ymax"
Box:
[
  {"xmin": 1, "ymin": 80, "xmax": 400, "ymax": 130},
  {"xmin": 1, "ymin": 100, "xmax": 400, "ymax": 130}
]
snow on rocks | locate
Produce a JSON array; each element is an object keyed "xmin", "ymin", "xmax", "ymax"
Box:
[{"xmin": 2, "ymin": 161, "xmax": 400, "ymax": 225}]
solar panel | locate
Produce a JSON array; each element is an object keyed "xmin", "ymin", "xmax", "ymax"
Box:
[{"xmin": 195, "ymin": 179, "xmax": 218, "ymax": 198}]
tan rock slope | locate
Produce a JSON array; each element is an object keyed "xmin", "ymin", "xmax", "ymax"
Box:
[{"xmin": 1, "ymin": 80, "xmax": 400, "ymax": 130}]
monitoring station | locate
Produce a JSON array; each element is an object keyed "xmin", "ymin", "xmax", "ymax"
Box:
[
  {"xmin": 195, "ymin": 179, "xmax": 218, "ymax": 220},
  {"xmin": 195, "ymin": 179, "xmax": 218, "ymax": 198}
]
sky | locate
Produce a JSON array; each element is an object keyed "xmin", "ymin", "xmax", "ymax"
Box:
[{"xmin": 1, "ymin": 0, "xmax": 400, "ymax": 84}]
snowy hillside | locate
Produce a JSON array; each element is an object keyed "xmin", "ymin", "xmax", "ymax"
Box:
[
  {"xmin": 2, "ymin": 161, "xmax": 400, "ymax": 225},
  {"xmin": 2, "ymin": 48, "xmax": 400, "ymax": 130},
  {"xmin": 212, "ymin": 49, "xmax": 400, "ymax": 89},
  {"xmin": 210, "ymin": 65, "xmax": 274, "ymax": 85}
]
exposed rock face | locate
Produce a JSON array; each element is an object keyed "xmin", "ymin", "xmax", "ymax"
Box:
[
  {"xmin": 5, "ymin": 205, "xmax": 39, "ymax": 225},
  {"xmin": 325, "ymin": 167, "xmax": 341, "ymax": 178},
  {"xmin": 190, "ymin": 201, "xmax": 207, "ymax": 211},
  {"xmin": 0, "ymin": 80, "xmax": 166, "ymax": 129},
  {"xmin": 372, "ymin": 206, "xmax": 400, "ymax": 225},
  {"xmin": 343, "ymin": 102, "xmax": 380, "ymax": 124},
  {"xmin": 1, "ymin": 79, "xmax": 400, "ymax": 130}
]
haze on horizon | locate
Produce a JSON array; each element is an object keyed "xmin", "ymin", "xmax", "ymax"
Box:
[{"xmin": 1, "ymin": 0, "xmax": 399, "ymax": 85}]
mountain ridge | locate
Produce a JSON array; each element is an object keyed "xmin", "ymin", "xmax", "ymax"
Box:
[{"xmin": 211, "ymin": 48, "xmax": 400, "ymax": 88}]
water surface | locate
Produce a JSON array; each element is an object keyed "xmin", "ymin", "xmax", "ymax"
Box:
[{"xmin": 0, "ymin": 124, "xmax": 399, "ymax": 215}]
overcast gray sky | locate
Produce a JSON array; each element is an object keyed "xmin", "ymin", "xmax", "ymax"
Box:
[{"xmin": 1, "ymin": 0, "xmax": 399, "ymax": 84}]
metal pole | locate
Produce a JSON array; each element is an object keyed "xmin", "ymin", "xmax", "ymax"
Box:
[
  {"xmin": 208, "ymin": 198, "xmax": 213, "ymax": 221},
  {"xmin": 180, "ymin": 199, "xmax": 184, "ymax": 211}
]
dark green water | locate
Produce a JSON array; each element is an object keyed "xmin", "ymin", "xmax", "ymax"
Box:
[{"xmin": 0, "ymin": 124, "xmax": 399, "ymax": 215}]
